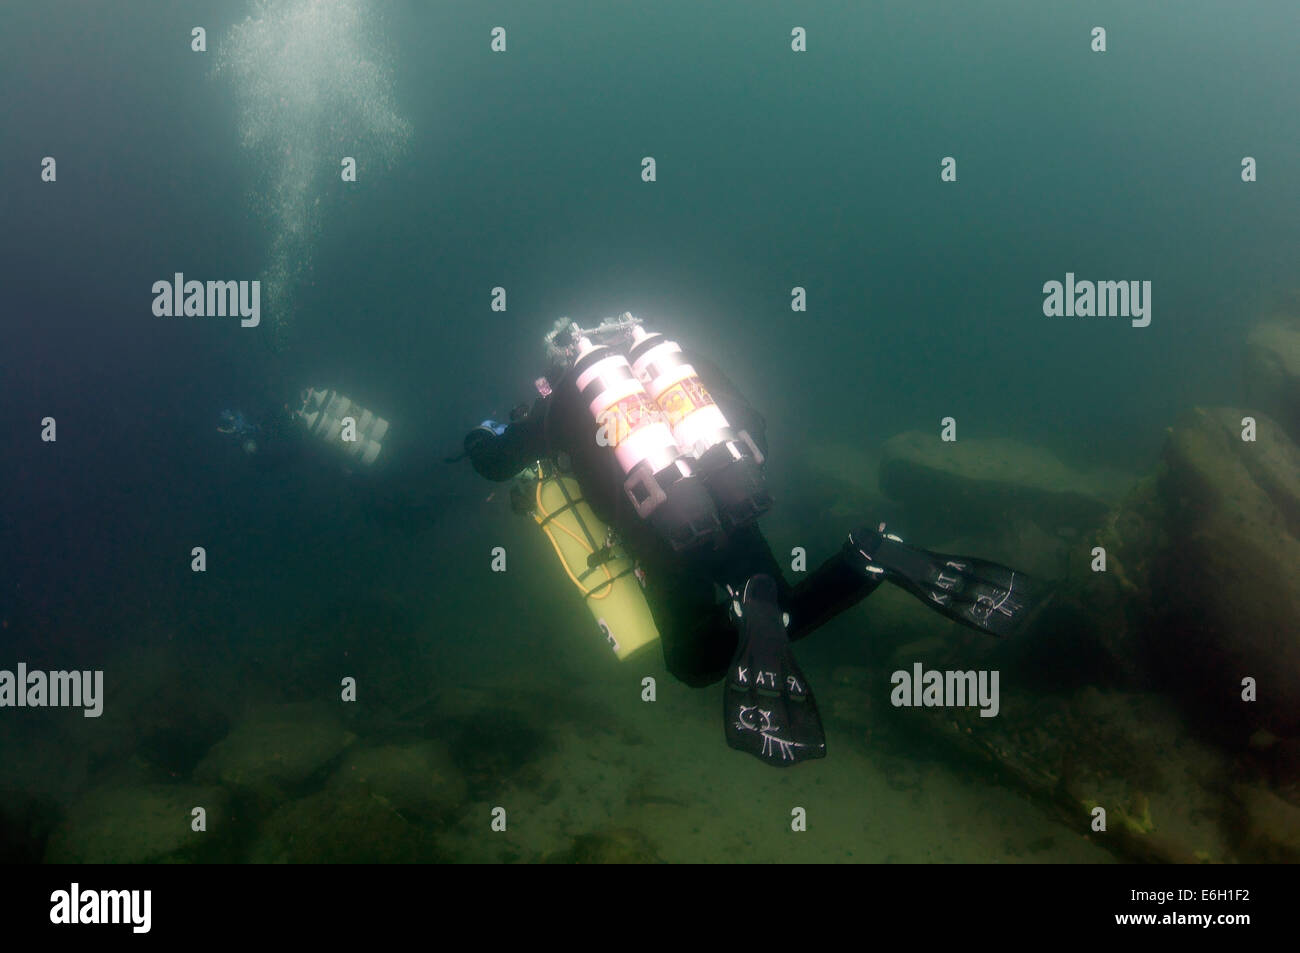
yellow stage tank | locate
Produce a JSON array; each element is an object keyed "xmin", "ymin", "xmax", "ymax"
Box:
[{"xmin": 519, "ymin": 462, "xmax": 661, "ymax": 662}]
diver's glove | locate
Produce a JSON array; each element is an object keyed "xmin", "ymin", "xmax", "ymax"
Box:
[
  {"xmin": 445, "ymin": 420, "xmax": 509, "ymax": 466},
  {"xmin": 723, "ymin": 575, "xmax": 826, "ymax": 767},
  {"xmin": 846, "ymin": 526, "xmax": 1045, "ymax": 638}
]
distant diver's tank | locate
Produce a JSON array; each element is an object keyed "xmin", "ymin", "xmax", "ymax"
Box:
[
  {"xmin": 628, "ymin": 325, "xmax": 772, "ymax": 531},
  {"xmin": 516, "ymin": 462, "xmax": 661, "ymax": 661},
  {"xmin": 570, "ymin": 334, "xmax": 721, "ymax": 551},
  {"xmin": 294, "ymin": 388, "xmax": 390, "ymax": 467}
]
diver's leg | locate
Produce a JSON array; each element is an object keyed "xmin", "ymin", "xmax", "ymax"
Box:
[
  {"xmin": 722, "ymin": 574, "xmax": 827, "ymax": 766},
  {"xmin": 640, "ymin": 524, "xmax": 800, "ymax": 688},
  {"xmin": 777, "ymin": 525, "xmax": 1048, "ymax": 642},
  {"xmin": 704, "ymin": 522, "xmax": 790, "ymax": 594},
  {"xmin": 844, "ymin": 527, "xmax": 1048, "ymax": 638},
  {"xmin": 640, "ymin": 562, "xmax": 737, "ymax": 688},
  {"xmin": 785, "ymin": 544, "xmax": 886, "ymax": 642},
  {"xmin": 694, "ymin": 526, "xmax": 832, "ymax": 764},
  {"xmin": 708, "ymin": 523, "xmax": 885, "ymax": 643}
]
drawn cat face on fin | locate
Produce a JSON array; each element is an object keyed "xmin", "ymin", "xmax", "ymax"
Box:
[{"xmin": 735, "ymin": 705, "xmax": 773, "ymax": 733}]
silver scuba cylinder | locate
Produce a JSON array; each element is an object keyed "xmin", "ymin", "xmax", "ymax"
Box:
[
  {"xmin": 627, "ymin": 325, "xmax": 772, "ymax": 530},
  {"xmin": 295, "ymin": 388, "xmax": 390, "ymax": 467},
  {"xmin": 568, "ymin": 334, "xmax": 722, "ymax": 551}
]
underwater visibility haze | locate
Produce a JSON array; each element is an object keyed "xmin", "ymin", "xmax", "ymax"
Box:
[{"xmin": 1, "ymin": 0, "xmax": 1299, "ymax": 873}]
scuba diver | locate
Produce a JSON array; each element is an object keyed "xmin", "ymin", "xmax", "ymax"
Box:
[
  {"xmin": 217, "ymin": 388, "xmax": 392, "ymax": 472},
  {"xmin": 457, "ymin": 313, "xmax": 1046, "ymax": 767},
  {"xmin": 217, "ymin": 408, "xmax": 262, "ymax": 455},
  {"xmin": 217, "ymin": 387, "xmax": 457, "ymax": 532}
]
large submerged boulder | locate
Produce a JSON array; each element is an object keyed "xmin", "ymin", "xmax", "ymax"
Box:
[
  {"xmin": 1245, "ymin": 318, "xmax": 1300, "ymax": 444},
  {"xmin": 248, "ymin": 786, "xmax": 443, "ymax": 863},
  {"xmin": 878, "ymin": 431, "xmax": 1118, "ymax": 536},
  {"xmin": 194, "ymin": 702, "xmax": 354, "ymax": 798},
  {"xmin": 1149, "ymin": 407, "xmax": 1300, "ymax": 736},
  {"xmin": 44, "ymin": 784, "xmax": 230, "ymax": 864},
  {"xmin": 1037, "ymin": 406, "xmax": 1300, "ymax": 741},
  {"xmin": 1017, "ymin": 472, "xmax": 1164, "ymax": 689},
  {"xmin": 329, "ymin": 740, "xmax": 467, "ymax": 823},
  {"xmin": 1228, "ymin": 783, "xmax": 1300, "ymax": 863}
]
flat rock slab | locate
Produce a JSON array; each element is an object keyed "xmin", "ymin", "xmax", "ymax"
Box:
[{"xmin": 879, "ymin": 430, "xmax": 1114, "ymax": 533}]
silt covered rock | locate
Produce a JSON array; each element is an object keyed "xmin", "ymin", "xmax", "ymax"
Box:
[
  {"xmin": 44, "ymin": 784, "xmax": 230, "ymax": 864},
  {"xmin": 194, "ymin": 701, "xmax": 354, "ymax": 797},
  {"xmin": 1150, "ymin": 407, "xmax": 1300, "ymax": 736},
  {"xmin": 878, "ymin": 430, "xmax": 1118, "ymax": 536},
  {"xmin": 1245, "ymin": 315, "xmax": 1300, "ymax": 444},
  {"xmin": 329, "ymin": 740, "xmax": 467, "ymax": 823},
  {"xmin": 248, "ymin": 786, "xmax": 443, "ymax": 863}
]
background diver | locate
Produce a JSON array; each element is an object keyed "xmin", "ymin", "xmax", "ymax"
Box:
[
  {"xmin": 216, "ymin": 386, "xmax": 454, "ymax": 531},
  {"xmin": 456, "ymin": 313, "xmax": 1047, "ymax": 767},
  {"xmin": 217, "ymin": 388, "xmax": 390, "ymax": 472}
]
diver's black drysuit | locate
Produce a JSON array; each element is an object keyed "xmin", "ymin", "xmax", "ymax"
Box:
[{"xmin": 464, "ymin": 357, "xmax": 883, "ymax": 687}]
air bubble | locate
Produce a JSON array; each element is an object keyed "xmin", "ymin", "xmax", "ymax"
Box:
[{"xmin": 217, "ymin": 0, "xmax": 412, "ymax": 342}]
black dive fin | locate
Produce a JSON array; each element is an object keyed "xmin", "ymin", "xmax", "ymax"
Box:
[
  {"xmin": 847, "ymin": 528, "xmax": 1047, "ymax": 638},
  {"xmin": 723, "ymin": 575, "xmax": 826, "ymax": 767}
]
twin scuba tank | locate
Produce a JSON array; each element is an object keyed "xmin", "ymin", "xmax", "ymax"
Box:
[
  {"xmin": 518, "ymin": 315, "xmax": 772, "ymax": 663},
  {"xmin": 568, "ymin": 317, "xmax": 772, "ymax": 552},
  {"xmin": 294, "ymin": 387, "xmax": 390, "ymax": 468}
]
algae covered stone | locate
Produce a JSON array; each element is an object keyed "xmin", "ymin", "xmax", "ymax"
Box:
[
  {"xmin": 1230, "ymin": 783, "xmax": 1300, "ymax": 863},
  {"xmin": 248, "ymin": 786, "xmax": 443, "ymax": 863},
  {"xmin": 329, "ymin": 740, "xmax": 467, "ymax": 822},
  {"xmin": 194, "ymin": 701, "xmax": 354, "ymax": 796},
  {"xmin": 1151, "ymin": 407, "xmax": 1300, "ymax": 735},
  {"xmin": 44, "ymin": 784, "xmax": 229, "ymax": 864},
  {"xmin": 1245, "ymin": 319, "xmax": 1300, "ymax": 443}
]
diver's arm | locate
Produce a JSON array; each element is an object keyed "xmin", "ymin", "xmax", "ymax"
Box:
[{"xmin": 463, "ymin": 402, "xmax": 549, "ymax": 481}]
